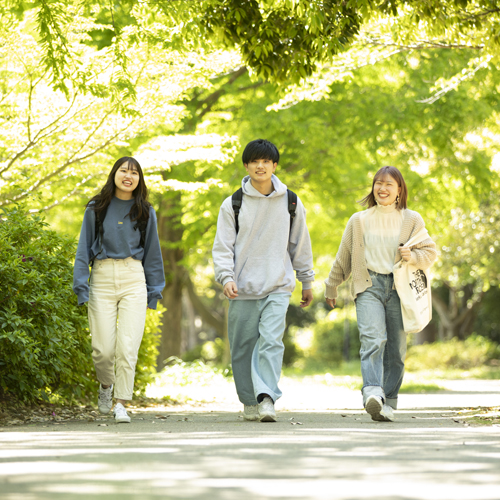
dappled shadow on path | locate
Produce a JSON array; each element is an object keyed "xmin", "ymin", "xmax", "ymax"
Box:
[{"xmin": 1, "ymin": 410, "xmax": 500, "ymax": 500}]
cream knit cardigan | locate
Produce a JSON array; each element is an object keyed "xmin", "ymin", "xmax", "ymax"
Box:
[{"xmin": 324, "ymin": 208, "xmax": 437, "ymax": 299}]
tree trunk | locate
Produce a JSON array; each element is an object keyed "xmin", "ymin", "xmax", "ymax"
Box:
[
  {"xmin": 182, "ymin": 289, "xmax": 198, "ymax": 353},
  {"xmin": 153, "ymin": 66, "xmax": 250, "ymax": 369},
  {"xmin": 432, "ymin": 284, "xmax": 485, "ymax": 341},
  {"xmin": 185, "ymin": 273, "xmax": 230, "ymax": 364},
  {"xmin": 156, "ymin": 191, "xmax": 184, "ymax": 369}
]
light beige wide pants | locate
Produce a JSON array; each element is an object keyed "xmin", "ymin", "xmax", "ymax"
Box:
[{"xmin": 88, "ymin": 257, "xmax": 147, "ymax": 400}]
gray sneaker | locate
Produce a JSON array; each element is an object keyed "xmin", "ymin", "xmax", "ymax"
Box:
[
  {"xmin": 258, "ymin": 397, "xmax": 276, "ymax": 422},
  {"xmin": 113, "ymin": 403, "xmax": 131, "ymax": 423},
  {"xmin": 98, "ymin": 384, "xmax": 113, "ymax": 414},
  {"xmin": 243, "ymin": 405, "xmax": 259, "ymax": 421}
]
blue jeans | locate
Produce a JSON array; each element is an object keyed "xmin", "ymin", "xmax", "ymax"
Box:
[
  {"xmin": 356, "ymin": 270, "xmax": 406, "ymax": 409},
  {"xmin": 227, "ymin": 294, "xmax": 290, "ymax": 405}
]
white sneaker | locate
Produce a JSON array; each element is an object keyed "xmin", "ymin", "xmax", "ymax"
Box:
[
  {"xmin": 258, "ymin": 397, "xmax": 276, "ymax": 422},
  {"xmin": 365, "ymin": 395, "xmax": 384, "ymax": 421},
  {"xmin": 379, "ymin": 404, "xmax": 395, "ymax": 422},
  {"xmin": 98, "ymin": 384, "xmax": 113, "ymax": 414},
  {"xmin": 243, "ymin": 405, "xmax": 259, "ymax": 421},
  {"xmin": 366, "ymin": 396, "xmax": 395, "ymax": 422},
  {"xmin": 113, "ymin": 403, "xmax": 131, "ymax": 423}
]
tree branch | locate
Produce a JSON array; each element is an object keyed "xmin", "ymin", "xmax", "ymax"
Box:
[
  {"xmin": 0, "ymin": 124, "xmax": 131, "ymax": 207},
  {"xmin": 431, "ymin": 294, "xmax": 454, "ymax": 329},
  {"xmin": 0, "ymin": 93, "xmax": 79, "ymax": 176},
  {"xmin": 191, "ymin": 66, "xmax": 248, "ymax": 123},
  {"xmin": 41, "ymin": 171, "xmax": 107, "ymax": 211}
]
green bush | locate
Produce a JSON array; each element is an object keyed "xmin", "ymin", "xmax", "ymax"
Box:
[
  {"xmin": 310, "ymin": 315, "xmax": 361, "ymax": 365},
  {"xmin": 0, "ymin": 204, "xmax": 164, "ymax": 403},
  {"xmin": 183, "ymin": 338, "xmax": 226, "ymax": 365},
  {"xmin": 406, "ymin": 335, "xmax": 500, "ymax": 371},
  {"xmin": 0, "ymin": 204, "xmax": 94, "ymax": 403},
  {"xmin": 134, "ymin": 304, "xmax": 165, "ymax": 395}
]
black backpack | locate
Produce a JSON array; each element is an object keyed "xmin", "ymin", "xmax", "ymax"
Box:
[
  {"xmin": 231, "ymin": 187, "xmax": 297, "ymax": 234},
  {"xmin": 92, "ymin": 207, "xmax": 148, "ymax": 264}
]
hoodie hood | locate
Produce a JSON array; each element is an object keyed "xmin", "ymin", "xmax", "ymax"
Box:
[{"xmin": 241, "ymin": 174, "xmax": 288, "ymax": 197}]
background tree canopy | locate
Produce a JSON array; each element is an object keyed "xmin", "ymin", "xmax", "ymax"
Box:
[{"xmin": 0, "ymin": 0, "xmax": 499, "ymax": 398}]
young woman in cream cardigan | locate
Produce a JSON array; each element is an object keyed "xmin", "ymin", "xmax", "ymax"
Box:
[{"xmin": 325, "ymin": 166, "xmax": 437, "ymax": 421}]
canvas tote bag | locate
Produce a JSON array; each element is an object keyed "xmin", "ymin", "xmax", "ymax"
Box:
[{"xmin": 393, "ymin": 228, "xmax": 433, "ymax": 334}]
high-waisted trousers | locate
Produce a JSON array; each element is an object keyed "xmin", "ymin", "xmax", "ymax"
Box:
[{"xmin": 88, "ymin": 257, "xmax": 147, "ymax": 400}]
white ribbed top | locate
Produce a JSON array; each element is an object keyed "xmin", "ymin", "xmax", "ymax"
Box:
[{"xmin": 362, "ymin": 202, "xmax": 405, "ymax": 274}]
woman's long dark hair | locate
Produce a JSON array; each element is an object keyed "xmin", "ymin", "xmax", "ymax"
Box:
[
  {"xmin": 358, "ymin": 166, "xmax": 408, "ymax": 210},
  {"xmin": 87, "ymin": 157, "xmax": 151, "ymax": 222}
]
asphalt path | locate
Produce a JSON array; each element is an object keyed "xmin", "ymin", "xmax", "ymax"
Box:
[{"xmin": 1, "ymin": 380, "xmax": 499, "ymax": 500}]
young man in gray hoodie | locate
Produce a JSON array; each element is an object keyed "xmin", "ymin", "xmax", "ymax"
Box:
[{"xmin": 212, "ymin": 139, "xmax": 314, "ymax": 422}]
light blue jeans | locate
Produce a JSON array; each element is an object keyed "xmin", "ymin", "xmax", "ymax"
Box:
[
  {"xmin": 356, "ymin": 270, "xmax": 406, "ymax": 410},
  {"xmin": 227, "ymin": 293, "xmax": 290, "ymax": 405}
]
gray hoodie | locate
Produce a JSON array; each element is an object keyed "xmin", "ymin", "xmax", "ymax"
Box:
[{"xmin": 212, "ymin": 175, "xmax": 314, "ymax": 300}]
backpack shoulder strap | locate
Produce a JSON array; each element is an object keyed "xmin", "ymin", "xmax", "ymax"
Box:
[
  {"xmin": 287, "ymin": 189, "xmax": 297, "ymax": 233},
  {"xmin": 232, "ymin": 188, "xmax": 243, "ymax": 234},
  {"xmin": 134, "ymin": 218, "xmax": 149, "ymax": 248},
  {"xmin": 133, "ymin": 206, "xmax": 150, "ymax": 249},
  {"xmin": 231, "ymin": 188, "xmax": 297, "ymax": 235},
  {"xmin": 92, "ymin": 206, "xmax": 107, "ymax": 266}
]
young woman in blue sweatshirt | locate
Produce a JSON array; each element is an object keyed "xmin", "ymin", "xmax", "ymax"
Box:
[{"xmin": 73, "ymin": 157, "xmax": 165, "ymax": 423}]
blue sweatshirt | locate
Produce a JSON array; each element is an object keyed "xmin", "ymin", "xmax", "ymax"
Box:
[{"xmin": 73, "ymin": 197, "xmax": 165, "ymax": 309}]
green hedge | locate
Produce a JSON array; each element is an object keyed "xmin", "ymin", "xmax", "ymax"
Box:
[
  {"xmin": 0, "ymin": 204, "xmax": 94, "ymax": 402},
  {"xmin": 0, "ymin": 204, "xmax": 164, "ymax": 403},
  {"xmin": 406, "ymin": 335, "xmax": 500, "ymax": 371},
  {"xmin": 310, "ymin": 315, "xmax": 361, "ymax": 365},
  {"xmin": 135, "ymin": 304, "xmax": 164, "ymax": 395}
]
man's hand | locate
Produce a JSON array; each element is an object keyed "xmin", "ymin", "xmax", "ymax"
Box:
[
  {"xmin": 223, "ymin": 281, "xmax": 239, "ymax": 299},
  {"xmin": 326, "ymin": 298, "xmax": 336, "ymax": 309},
  {"xmin": 300, "ymin": 289, "xmax": 313, "ymax": 308}
]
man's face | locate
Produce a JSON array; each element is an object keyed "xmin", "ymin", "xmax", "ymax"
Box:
[{"xmin": 244, "ymin": 158, "xmax": 277, "ymax": 185}]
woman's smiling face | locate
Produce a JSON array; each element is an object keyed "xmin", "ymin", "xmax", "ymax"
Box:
[
  {"xmin": 373, "ymin": 173, "xmax": 401, "ymax": 206},
  {"xmin": 114, "ymin": 162, "xmax": 140, "ymax": 199}
]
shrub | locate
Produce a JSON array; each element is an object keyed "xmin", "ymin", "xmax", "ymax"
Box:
[
  {"xmin": 183, "ymin": 338, "xmax": 226, "ymax": 365},
  {"xmin": 0, "ymin": 204, "xmax": 94, "ymax": 403},
  {"xmin": 0, "ymin": 204, "xmax": 164, "ymax": 403},
  {"xmin": 310, "ymin": 315, "xmax": 361, "ymax": 365},
  {"xmin": 405, "ymin": 335, "xmax": 500, "ymax": 371},
  {"xmin": 134, "ymin": 304, "xmax": 165, "ymax": 395}
]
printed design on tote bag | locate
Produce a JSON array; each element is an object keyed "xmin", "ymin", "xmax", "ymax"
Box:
[{"xmin": 409, "ymin": 269, "xmax": 428, "ymax": 301}]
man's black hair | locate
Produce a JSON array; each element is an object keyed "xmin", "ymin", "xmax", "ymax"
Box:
[{"xmin": 242, "ymin": 139, "xmax": 280, "ymax": 165}]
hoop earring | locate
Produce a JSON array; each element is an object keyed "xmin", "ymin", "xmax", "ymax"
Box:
[{"xmin": 396, "ymin": 195, "xmax": 400, "ymax": 204}]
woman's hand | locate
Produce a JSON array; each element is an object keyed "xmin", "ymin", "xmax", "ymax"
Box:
[
  {"xmin": 326, "ymin": 298, "xmax": 336, "ymax": 309},
  {"xmin": 400, "ymin": 246, "xmax": 412, "ymax": 262}
]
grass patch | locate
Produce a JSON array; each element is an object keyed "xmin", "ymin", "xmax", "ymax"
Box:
[
  {"xmin": 152, "ymin": 358, "xmax": 232, "ymax": 387},
  {"xmin": 283, "ymin": 359, "xmax": 362, "ymax": 378},
  {"xmin": 405, "ymin": 366, "xmax": 500, "ymax": 380},
  {"xmin": 454, "ymin": 407, "xmax": 500, "ymax": 427},
  {"xmin": 399, "ymin": 382, "xmax": 446, "ymax": 393},
  {"xmin": 406, "ymin": 336, "xmax": 499, "ymax": 372},
  {"xmin": 145, "ymin": 358, "xmax": 234, "ymax": 403}
]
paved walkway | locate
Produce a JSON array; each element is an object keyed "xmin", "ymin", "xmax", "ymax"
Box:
[{"xmin": 1, "ymin": 380, "xmax": 499, "ymax": 500}]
